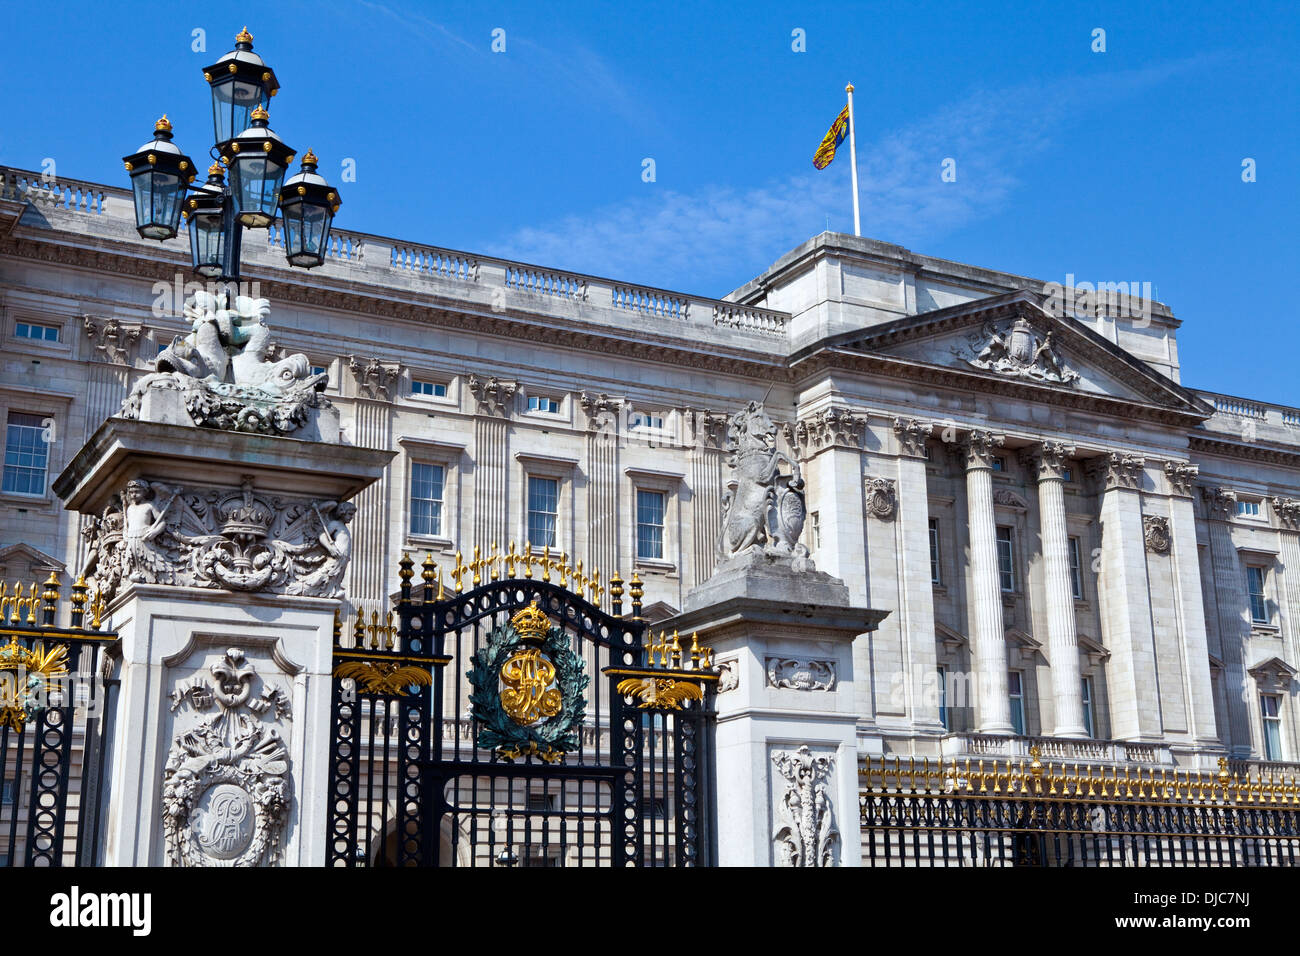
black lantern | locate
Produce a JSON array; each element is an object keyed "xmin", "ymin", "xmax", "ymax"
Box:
[
  {"xmin": 219, "ymin": 105, "xmax": 295, "ymax": 228},
  {"xmin": 122, "ymin": 116, "xmax": 195, "ymax": 240},
  {"xmin": 202, "ymin": 27, "xmax": 279, "ymax": 146},
  {"xmin": 278, "ymin": 150, "xmax": 341, "ymax": 268},
  {"xmin": 184, "ymin": 164, "xmax": 242, "ymax": 280}
]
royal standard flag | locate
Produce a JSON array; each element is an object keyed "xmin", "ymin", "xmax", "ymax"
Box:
[{"xmin": 813, "ymin": 105, "xmax": 850, "ymax": 170}]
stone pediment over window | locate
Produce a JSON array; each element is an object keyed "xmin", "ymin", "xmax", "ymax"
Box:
[
  {"xmin": 1248, "ymin": 656, "xmax": 1297, "ymax": 693},
  {"xmin": 791, "ymin": 290, "xmax": 1212, "ymax": 425},
  {"xmin": 0, "ymin": 543, "xmax": 65, "ymax": 581}
]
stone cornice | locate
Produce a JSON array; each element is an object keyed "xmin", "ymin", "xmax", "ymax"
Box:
[{"xmin": 1188, "ymin": 434, "xmax": 1300, "ymax": 469}]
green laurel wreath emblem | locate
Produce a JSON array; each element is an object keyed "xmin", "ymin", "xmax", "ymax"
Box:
[{"xmin": 467, "ymin": 616, "xmax": 588, "ymax": 762}]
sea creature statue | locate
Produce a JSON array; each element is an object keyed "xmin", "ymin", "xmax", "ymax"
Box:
[
  {"xmin": 121, "ymin": 290, "xmax": 329, "ymax": 435},
  {"xmin": 716, "ymin": 401, "xmax": 810, "ymax": 568}
]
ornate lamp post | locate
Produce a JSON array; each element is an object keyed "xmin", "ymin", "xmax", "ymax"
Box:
[{"xmin": 123, "ymin": 27, "xmax": 341, "ymax": 282}]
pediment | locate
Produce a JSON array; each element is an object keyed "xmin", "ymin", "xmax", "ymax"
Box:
[
  {"xmin": 0, "ymin": 543, "xmax": 65, "ymax": 582},
  {"xmin": 798, "ymin": 290, "xmax": 1211, "ymax": 420}
]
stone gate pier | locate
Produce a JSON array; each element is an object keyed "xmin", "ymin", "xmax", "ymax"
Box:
[{"xmin": 53, "ymin": 293, "xmax": 392, "ymax": 866}]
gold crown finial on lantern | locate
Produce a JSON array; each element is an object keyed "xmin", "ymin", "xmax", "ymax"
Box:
[
  {"xmin": 251, "ymin": 104, "xmax": 269, "ymax": 122},
  {"xmin": 302, "ymin": 147, "xmax": 318, "ymax": 165},
  {"xmin": 207, "ymin": 161, "xmax": 224, "ymax": 177},
  {"xmin": 155, "ymin": 114, "xmax": 173, "ymax": 133},
  {"xmin": 236, "ymin": 26, "xmax": 254, "ymax": 44},
  {"xmin": 510, "ymin": 600, "xmax": 552, "ymax": 642}
]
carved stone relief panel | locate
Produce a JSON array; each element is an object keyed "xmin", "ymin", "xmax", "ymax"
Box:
[
  {"xmin": 1143, "ymin": 515, "xmax": 1171, "ymax": 554},
  {"xmin": 765, "ymin": 657, "xmax": 836, "ymax": 691},
  {"xmin": 771, "ymin": 744, "xmax": 840, "ymax": 867}
]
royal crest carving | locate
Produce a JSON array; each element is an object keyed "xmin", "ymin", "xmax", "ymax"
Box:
[
  {"xmin": 467, "ymin": 374, "xmax": 518, "ymax": 417},
  {"xmin": 163, "ymin": 648, "xmax": 291, "ymax": 867},
  {"xmin": 120, "ymin": 291, "xmax": 330, "ymax": 435},
  {"xmin": 81, "ymin": 475, "xmax": 357, "ymax": 602},
  {"xmin": 1143, "ymin": 515, "xmax": 1171, "ymax": 553},
  {"xmin": 864, "ymin": 477, "xmax": 897, "ymax": 520},
  {"xmin": 718, "ymin": 401, "xmax": 811, "ymax": 569},
  {"xmin": 993, "ymin": 488, "xmax": 1029, "ymax": 510},
  {"xmin": 348, "ymin": 356, "xmax": 402, "ymax": 400},
  {"xmin": 766, "ymin": 658, "xmax": 836, "ymax": 692},
  {"xmin": 772, "ymin": 745, "xmax": 839, "ymax": 867},
  {"xmin": 83, "ymin": 314, "xmax": 141, "ymax": 365},
  {"xmin": 958, "ymin": 317, "xmax": 1079, "ymax": 385}
]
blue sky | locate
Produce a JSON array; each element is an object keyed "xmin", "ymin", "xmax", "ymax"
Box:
[{"xmin": 3, "ymin": 0, "xmax": 1297, "ymax": 403}]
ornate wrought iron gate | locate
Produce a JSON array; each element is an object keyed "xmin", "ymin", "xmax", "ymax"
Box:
[
  {"xmin": 328, "ymin": 551, "xmax": 717, "ymax": 866},
  {"xmin": 0, "ymin": 574, "xmax": 115, "ymax": 866}
]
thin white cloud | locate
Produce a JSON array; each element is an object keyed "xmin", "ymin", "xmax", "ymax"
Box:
[{"xmin": 490, "ymin": 58, "xmax": 1215, "ymax": 295}]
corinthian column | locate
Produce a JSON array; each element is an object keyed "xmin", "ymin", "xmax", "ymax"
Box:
[
  {"xmin": 1029, "ymin": 441, "xmax": 1087, "ymax": 737},
  {"xmin": 964, "ymin": 430, "xmax": 1013, "ymax": 733}
]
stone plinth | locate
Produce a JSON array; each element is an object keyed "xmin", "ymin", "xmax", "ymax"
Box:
[
  {"xmin": 55, "ymin": 417, "xmax": 393, "ymax": 867},
  {"xmin": 672, "ymin": 560, "xmax": 887, "ymax": 867}
]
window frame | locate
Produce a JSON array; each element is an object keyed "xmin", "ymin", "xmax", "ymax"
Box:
[
  {"xmin": 14, "ymin": 320, "xmax": 60, "ymax": 343},
  {"xmin": 1246, "ymin": 565, "xmax": 1270, "ymax": 625},
  {"xmin": 408, "ymin": 461, "xmax": 447, "ymax": 539},
  {"xmin": 1261, "ymin": 693, "xmax": 1283, "ymax": 761},
  {"xmin": 996, "ymin": 525, "xmax": 1016, "ymax": 593},
  {"xmin": 397, "ymin": 437, "xmax": 465, "ymax": 549},
  {"xmin": 526, "ymin": 474, "xmax": 560, "ymax": 550},
  {"xmin": 635, "ymin": 488, "xmax": 666, "ymax": 562},
  {"xmin": 1081, "ymin": 675, "xmax": 1095, "ymax": 738},
  {"xmin": 409, "ymin": 377, "xmax": 451, "ymax": 402},
  {"xmin": 2, "ymin": 410, "xmax": 54, "ymax": 499},
  {"xmin": 1008, "ymin": 669, "xmax": 1026, "ymax": 736},
  {"xmin": 525, "ymin": 392, "xmax": 563, "ymax": 417},
  {"xmin": 937, "ymin": 665, "xmax": 949, "ymax": 731},
  {"xmin": 928, "ymin": 518, "xmax": 942, "ymax": 586},
  {"xmin": 624, "ymin": 467, "xmax": 683, "ymax": 574},
  {"xmin": 1068, "ymin": 536, "xmax": 1085, "ymax": 601}
]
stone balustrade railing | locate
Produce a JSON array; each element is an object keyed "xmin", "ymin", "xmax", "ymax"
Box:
[
  {"xmin": 0, "ymin": 165, "xmax": 790, "ymax": 346},
  {"xmin": 1199, "ymin": 390, "xmax": 1300, "ymax": 429},
  {"xmin": 937, "ymin": 732, "xmax": 1176, "ymax": 766}
]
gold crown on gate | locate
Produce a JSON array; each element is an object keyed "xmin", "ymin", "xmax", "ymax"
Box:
[{"xmin": 510, "ymin": 601, "xmax": 552, "ymax": 642}]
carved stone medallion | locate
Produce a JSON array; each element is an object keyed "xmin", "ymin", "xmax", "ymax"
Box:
[
  {"xmin": 162, "ymin": 648, "xmax": 292, "ymax": 867},
  {"xmin": 766, "ymin": 658, "xmax": 836, "ymax": 692},
  {"xmin": 1143, "ymin": 515, "xmax": 1171, "ymax": 554},
  {"xmin": 864, "ymin": 477, "xmax": 897, "ymax": 520}
]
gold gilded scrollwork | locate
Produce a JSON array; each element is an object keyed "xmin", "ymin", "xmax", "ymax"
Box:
[{"xmin": 500, "ymin": 647, "xmax": 562, "ymax": 724}]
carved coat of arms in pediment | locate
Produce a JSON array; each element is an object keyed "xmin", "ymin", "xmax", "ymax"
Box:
[{"xmin": 955, "ymin": 318, "xmax": 1079, "ymax": 385}]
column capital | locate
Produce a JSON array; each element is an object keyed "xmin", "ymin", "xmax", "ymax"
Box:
[
  {"xmin": 349, "ymin": 355, "xmax": 404, "ymax": 402},
  {"xmin": 891, "ymin": 417, "xmax": 933, "ymax": 458},
  {"xmin": 1164, "ymin": 460, "xmax": 1200, "ymax": 497},
  {"xmin": 1202, "ymin": 486, "xmax": 1237, "ymax": 519},
  {"xmin": 1085, "ymin": 452, "xmax": 1145, "ymax": 491},
  {"xmin": 961, "ymin": 430, "xmax": 1005, "ymax": 470},
  {"xmin": 784, "ymin": 407, "xmax": 867, "ymax": 459},
  {"xmin": 1021, "ymin": 440, "xmax": 1076, "ymax": 481},
  {"xmin": 467, "ymin": 373, "xmax": 517, "ymax": 417},
  {"xmin": 1272, "ymin": 496, "xmax": 1300, "ymax": 531}
]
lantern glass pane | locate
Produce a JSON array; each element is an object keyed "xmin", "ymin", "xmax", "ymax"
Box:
[
  {"xmin": 211, "ymin": 79, "xmax": 267, "ymax": 145},
  {"xmin": 133, "ymin": 170, "xmax": 182, "ymax": 239},
  {"xmin": 283, "ymin": 201, "xmax": 331, "ymax": 266},
  {"xmin": 189, "ymin": 210, "xmax": 225, "ymax": 277},
  {"xmin": 232, "ymin": 156, "xmax": 284, "ymax": 225}
]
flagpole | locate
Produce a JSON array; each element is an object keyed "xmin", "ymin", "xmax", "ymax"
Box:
[{"xmin": 845, "ymin": 83, "xmax": 861, "ymax": 237}]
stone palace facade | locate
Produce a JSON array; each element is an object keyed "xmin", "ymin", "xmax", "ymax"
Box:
[{"xmin": 3, "ymin": 165, "xmax": 1299, "ymax": 776}]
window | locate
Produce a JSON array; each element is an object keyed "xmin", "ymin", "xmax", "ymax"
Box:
[
  {"xmin": 409, "ymin": 463, "xmax": 445, "ymax": 537},
  {"xmin": 522, "ymin": 848, "xmax": 562, "ymax": 867},
  {"xmin": 15, "ymin": 321, "xmax": 58, "ymax": 343},
  {"xmin": 527, "ymin": 476, "xmax": 558, "ymax": 548},
  {"xmin": 1061, "ymin": 467, "xmax": 1074, "ymax": 482},
  {"xmin": 1237, "ymin": 499, "xmax": 1262, "ymax": 518},
  {"xmin": 996, "ymin": 526, "xmax": 1016, "ymax": 592},
  {"xmin": 1, "ymin": 779, "xmax": 13, "ymax": 804},
  {"xmin": 1261, "ymin": 695, "xmax": 1283, "ymax": 761},
  {"xmin": 629, "ymin": 412, "xmax": 663, "ymax": 431},
  {"xmin": 526, "ymin": 791, "xmax": 558, "ymax": 813},
  {"xmin": 1008, "ymin": 671, "xmax": 1025, "ymax": 735},
  {"xmin": 3, "ymin": 413, "xmax": 49, "ymax": 496},
  {"xmin": 937, "ymin": 666, "xmax": 949, "ymax": 730},
  {"xmin": 527, "ymin": 395, "xmax": 560, "ymax": 414},
  {"xmin": 636, "ymin": 489, "xmax": 665, "ymax": 561},
  {"xmin": 411, "ymin": 379, "xmax": 447, "ymax": 398},
  {"xmin": 1081, "ymin": 676, "xmax": 1095, "ymax": 738},
  {"xmin": 310, "ymin": 365, "xmax": 328, "ymax": 378},
  {"xmin": 991, "ymin": 456, "xmax": 1006, "ymax": 472},
  {"xmin": 1068, "ymin": 536, "xmax": 1084, "ymax": 600},
  {"xmin": 928, "ymin": 519, "xmax": 941, "ymax": 585},
  {"xmin": 1247, "ymin": 566, "xmax": 1269, "ymax": 624},
  {"xmin": 156, "ymin": 341, "xmax": 169, "ymax": 355}
]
